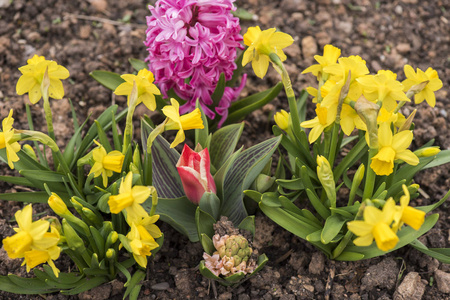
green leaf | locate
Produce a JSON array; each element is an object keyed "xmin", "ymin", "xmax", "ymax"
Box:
[
  {"xmin": 89, "ymin": 70, "xmax": 124, "ymax": 91},
  {"xmin": 231, "ymin": 8, "xmax": 256, "ymax": 20},
  {"xmin": 321, "ymin": 215, "xmax": 346, "ymax": 244},
  {"xmin": 276, "ymin": 178, "xmax": 304, "ymax": 191},
  {"xmin": 141, "ymin": 119, "xmax": 184, "ymax": 198},
  {"xmin": 336, "ymin": 214, "xmax": 439, "ymax": 260},
  {"xmin": 199, "ymin": 192, "xmax": 221, "ymax": 220},
  {"xmin": 0, "ymin": 175, "xmax": 33, "ymax": 187},
  {"xmin": 417, "ymin": 188, "xmax": 450, "ymax": 213},
  {"xmin": 224, "ymin": 83, "xmax": 283, "ymax": 125},
  {"xmin": 195, "ymin": 207, "xmax": 216, "ymax": 241},
  {"xmin": 147, "ymin": 196, "xmax": 199, "ymax": 242},
  {"xmin": 238, "ymin": 215, "xmax": 256, "ymax": 236},
  {"xmin": 0, "ymin": 275, "xmax": 58, "ymax": 294},
  {"xmin": 200, "ymin": 233, "xmax": 215, "ymax": 255},
  {"xmin": 410, "ymin": 240, "xmax": 450, "ymax": 264},
  {"xmin": 210, "ymin": 123, "xmax": 244, "ymax": 169},
  {"xmin": 195, "ymin": 100, "xmax": 210, "ymax": 149},
  {"xmin": 306, "ymin": 189, "xmax": 330, "ymax": 220},
  {"xmin": 128, "ymin": 58, "xmax": 147, "ymax": 71},
  {"xmin": 222, "ymin": 136, "xmax": 282, "ymax": 225},
  {"xmin": 259, "ymin": 202, "xmax": 331, "ymax": 256},
  {"xmin": 333, "ymin": 138, "xmax": 368, "ymax": 180},
  {"xmin": 123, "ymin": 270, "xmax": 145, "ymax": 299},
  {"xmin": 211, "ymin": 73, "xmax": 226, "ymax": 107},
  {"xmin": 0, "ymin": 191, "xmax": 69, "ymax": 203},
  {"xmin": 243, "ymin": 190, "xmax": 262, "ymax": 203}
]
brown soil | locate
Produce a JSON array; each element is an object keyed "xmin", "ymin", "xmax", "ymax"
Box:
[{"xmin": 1, "ymin": 0, "xmax": 450, "ymax": 299}]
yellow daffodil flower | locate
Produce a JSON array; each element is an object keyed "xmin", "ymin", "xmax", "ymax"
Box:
[
  {"xmin": 392, "ymin": 185, "xmax": 426, "ymax": 232},
  {"xmin": 340, "ymin": 103, "xmax": 367, "ymax": 135},
  {"xmin": 88, "ymin": 140, "xmax": 125, "ymax": 187},
  {"xmin": 125, "ymin": 222, "xmax": 159, "ymax": 268},
  {"xmin": 162, "ymin": 98, "xmax": 204, "ymax": 148},
  {"xmin": 357, "ymin": 70, "xmax": 410, "ymax": 112},
  {"xmin": 370, "ymin": 122, "xmax": 419, "ymax": 176},
  {"xmin": 302, "ymin": 44, "xmax": 341, "ymax": 80},
  {"xmin": 108, "ymin": 172, "xmax": 150, "ymax": 223},
  {"xmin": 134, "ymin": 215, "xmax": 162, "ymax": 239},
  {"xmin": 242, "ymin": 26, "xmax": 294, "ymax": 78},
  {"xmin": 16, "ymin": 55, "xmax": 69, "ymax": 104},
  {"xmin": 274, "ymin": 110, "xmax": 290, "ymax": 131},
  {"xmin": 114, "ymin": 69, "xmax": 161, "ymax": 111},
  {"xmin": 301, "ymin": 103, "xmax": 336, "ymax": 143},
  {"xmin": 347, "ymin": 199, "xmax": 399, "ymax": 251},
  {"xmin": 377, "ymin": 107, "xmax": 406, "ymax": 129},
  {"xmin": 402, "ymin": 65, "xmax": 442, "ymax": 107},
  {"xmin": 323, "ymin": 55, "xmax": 369, "ymax": 101},
  {"xmin": 2, "ymin": 204, "xmax": 61, "ymax": 276},
  {"xmin": 0, "ymin": 109, "xmax": 21, "ymax": 169},
  {"xmin": 23, "ymin": 225, "xmax": 61, "ymax": 277}
]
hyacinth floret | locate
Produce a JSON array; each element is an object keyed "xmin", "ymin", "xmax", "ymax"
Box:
[{"xmin": 145, "ymin": 0, "xmax": 246, "ymax": 126}]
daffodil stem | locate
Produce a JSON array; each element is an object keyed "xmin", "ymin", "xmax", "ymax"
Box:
[
  {"xmin": 43, "ymin": 95, "xmax": 56, "ymax": 141},
  {"xmin": 123, "ymin": 104, "xmax": 136, "ymax": 155},
  {"xmin": 327, "ymin": 123, "xmax": 340, "ymax": 168},
  {"xmin": 332, "ymin": 230, "xmax": 353, "ymax": 259},
  {"xmin": 269, "ymin": 53, "xmax": 302, "ymax": 141},
  {"xmin": 362, "ymin": 148, "xmax": 377, "ymax": 200}
]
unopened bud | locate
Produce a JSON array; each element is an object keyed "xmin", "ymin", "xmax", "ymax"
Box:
[
  {"xmin": 406, "ymin": 81, "xmax": 429, "ymax": 98},
  {"xmin": 254, "ymin": 174, "xmax": 276, "ymax": 193},
  {"xmin": 62, "ymin": 219, "xmax": 85, "ymax": 251},
  {"xmin": 106, "ymin": 248, "xmax": 115, "ymax": 260},
  {"xmin": 274, "ymin": 110, "xmax": 290, "ymax": 131},
  {"xmin": 105, "ymin": 231, "xmax": 119, "ymax": 250},
  {"xmin": 414, "ymin": 147, "xmax": 440, "ymax": 157},
  {"xmin": 22, "ymin": 144, "xmax": 38, "ymax": 161},
  {"xmin": 317, "ymin": 155, "xmax": 336, "ymax": 207},
  {"xmin": 355, "ymin": 96, "xmax": 380, "ymax": 148},
  {"xmin": 48, "ymin": 193, "xmax": 70, "ymax": 216},
  {"xmin": 82, "ymin": 207, "xmax": 102, "ymax": 227},
  {"xmin": 398, "ymin": 109, "xmax": 416, "ymax": 132}
]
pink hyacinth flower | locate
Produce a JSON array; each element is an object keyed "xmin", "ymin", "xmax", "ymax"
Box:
[
  {"xmin": 176, "ymin": 144, "xmax": 217, "ymax": 205},
  {"xmin": 145, "ymin": 0, "xmax": 244, "ymax": 126}
]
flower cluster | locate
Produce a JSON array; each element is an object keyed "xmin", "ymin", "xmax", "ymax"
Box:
[
  {"xmin": 301, "ymin": 44, "xmax": 443, "ymax": 176},
  {"xmin": 347, "ymin": 185, "xmax": 426, "ymax": 251},
  {"xmin": 145, "ymin": 0, "xmax": 246, "ymax": 126},
  {"xmin": 203, "ymin": 234, "xmax": 256, "ymax": 277}
]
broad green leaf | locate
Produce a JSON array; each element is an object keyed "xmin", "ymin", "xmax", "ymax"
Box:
[
  {"xmin": 210, "ymin": 122, "xmax": 244, "ymax": 169},
  {"xmin": 321, "ymin": 215, "xmax": 346, "ymax": 244},
  {"xmin": 276, "ymin": 178, "xmax": 304, "ymax": 191},
  {"xmin": 260, "ymin": 192, "xmax": 281, "ymax": 208},
  {"xmin": 222, "ymin": 136, "xmax": 281, "ymax": 224},
  {"xmin": 141, "ymin": 118, "xmax": 184, "ymax": 198},
  {"xmin": 243, "ymin": 190, "xmax": 262, "ymax": 203},
  {"xmin": 147, "ymin": 196, "xmax": 198, "ymax": 242},
  {"xmin": 199, "ymin": 192, "xmax": 221, "ymax": 220},
  {"xmin": 89, "ymin": 70, "xmax": 124, "ymax": 91},
  {"xmin": 200, "ymin": 233, "xmax": 215, "ymax": 255},
  {"xmin": 238, "ymin": 215, "xmax": 256, "ymax": 236},
  {"xmin": 224, "ymin": 83, "xmax": 283, "ymax": 125},
  {"xmin": 128, "ymin": 58, "xmax": 147, "ymax": 71},
  {"xmin": 195, "ymin": 207, "xmax": 216, "ymax": 241}
]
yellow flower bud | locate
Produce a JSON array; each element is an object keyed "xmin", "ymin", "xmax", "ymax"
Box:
[
  {"xmin": 414, "ymin": 147, "xmax": 440, "ymax": 157},
  {"xmin": 48, "ymin": 193, "xmax": 70, "ymax": 215},
  {"xmin": 317, "ymin": 155, "xmax": 336, "ymax": 207},
  {"xmin": 274, "ymin": 110, "xmax": 290, "ymax": 131}
]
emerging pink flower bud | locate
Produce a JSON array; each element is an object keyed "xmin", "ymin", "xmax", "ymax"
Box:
[{"xmin": 176, "ymin": 144, "xmax": 216, "ymax": 205}]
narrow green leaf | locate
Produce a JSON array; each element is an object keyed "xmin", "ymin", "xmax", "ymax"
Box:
[
  {"xmin": 0, "ymin": 191, "xmax": 69, "ymax": 203},
  {"xmin": 128, "ymin": 58, "xmax": 147, "ymax": 71},
  {"xmin": 200, "ymin": 233, "xmax": 215, "ymax": 255},
  {"xmin": 417, "ymin": 188, "xmax": 450, "ymax": 213},
  {"xmin": 211, "ymin": 73, "xmax": 226, "ymax": 106},
  {"xmin": 95, "ymin": 120, "xmax": 112, "ymax": 152},
  {"xmin": 195, "ymin": 100, "xmax": 209, "ymax": 149},
  {"xmin": 334, "ymin": 138, "xmax": 368, "ymax": 180},
  {"xmin": 123, "ymin": 270, "xmax": 145, "ymax": 299},
  {"xmin": 89, "ymin": 70, "xmax": 124, "ymax": 91},
  {"xmin": 306, "ymin": 189, "xmax": 330, "ymax": 220},
  {"xmin": 224, "ymin": 83, "xmax": 283, "ymax": 125},
  {"xmin": 0, "ymin": 175, "xmax": 33, "ymax": 187},
  {"xmin": 321, "ymin": 215, "xmax": 346, "ymax": 244},
  {"xmin": 410, "ymin": 240, "xmax": 450, "ymax": 264}
]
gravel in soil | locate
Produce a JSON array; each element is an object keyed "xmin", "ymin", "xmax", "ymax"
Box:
[{"xmin": 1, "ymin": 0, "xmax": 450, "ymax": 299}]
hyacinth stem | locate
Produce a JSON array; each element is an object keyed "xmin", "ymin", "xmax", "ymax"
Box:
[
  {"xmin": 269, "ymin": 53, "xmax": 302, "ymax": 140},
  {"xmin": 362, "ymin": 147, "xmax": 377, "ymax": 200}
]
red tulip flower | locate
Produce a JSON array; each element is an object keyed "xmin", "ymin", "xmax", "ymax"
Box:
[{"xmin": 176, "ymin": 144, "xmax": 217, "ymax": 205}]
